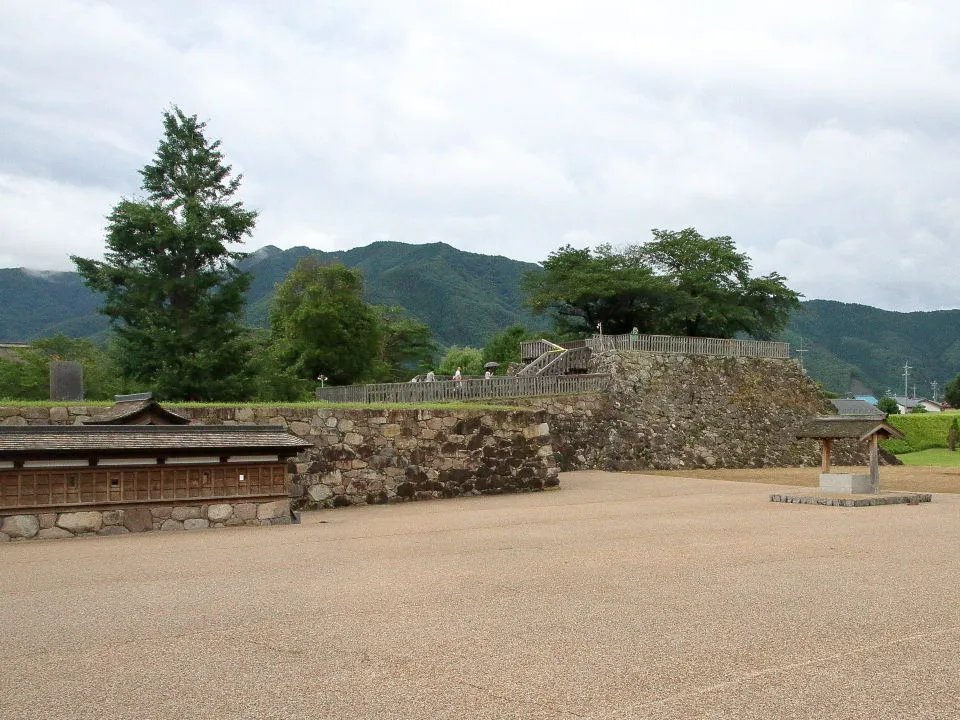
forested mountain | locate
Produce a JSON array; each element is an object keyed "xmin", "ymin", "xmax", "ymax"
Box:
[
  {"xmin": 0, "ymin": 242, "xmax": 547, "ymax": 349},
  {"xmin": 778, "ymin": 300, "xmax": 960, "ymax": 397},
  {"xmin": 240, "ymin": 241, "xmax": 548, "ymax": 346},
  {"xmin": 1, "ymin": 243, "xmax": 958, "ymax": 396},
  {"xmin": 0, "ymin": 268, "xmax": 105, "ymax": 340}
]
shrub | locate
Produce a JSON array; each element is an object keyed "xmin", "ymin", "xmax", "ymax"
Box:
[
  {"xmin": 882, "ymin": 412, "xmax": 959, "ymax": 454},
  {"xmin": 876, "ymin": 396, "xmax": 899, "ymax": 415}
]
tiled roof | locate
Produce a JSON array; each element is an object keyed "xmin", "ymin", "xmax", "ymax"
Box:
[
  {"xmin": 796, "ymin": 416, "xmax": 905, "ymax": 441},
  {"xmin": 829, "ymin": 399, "xmax": 886, "ymax": 418},
  {"xmin": 83, "ymin": 400, "xmax": 191, "ymax": 425},
  {"xmin": 0, "ymin": 425, "xmax": 311, "ymax": 458}
]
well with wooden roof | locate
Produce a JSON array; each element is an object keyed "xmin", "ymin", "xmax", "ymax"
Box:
[{"xmin": 795, "ymin": 416, "xmax": 905, "ymax": 494}]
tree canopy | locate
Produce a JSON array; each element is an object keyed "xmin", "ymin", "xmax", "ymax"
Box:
[
  {"xmin": 876, "ymin": 396, "xmax": 900, "ymax": 415},
  {"xmin": 0, "ymin": 335, "xmax": 123, "ymax": 401},
  {"xmin": 944, "ymin": 373, "xmax": 960, "ymax": 409},
  {"xmin": 523, "ymin": 228, "xmax": 802, "ymax": 340},
  {"xmin": 482, "ymin": 324, "xmax": 535, "ymax": 367},
  {"xmin": 372, "ymin": 306, "xmax": 436, "ymax": 382},
  {"xmin": 269, "ymin": 258, "xmax": 382, "ymax": 386},
  {"xmin": 71, "ymin": 106, "xmax": 256, "ymax": 400}
]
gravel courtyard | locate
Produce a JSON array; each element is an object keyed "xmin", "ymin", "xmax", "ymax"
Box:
[{"xmin": 1, "ymin": 471, "xmax": 957, "ymax": 719}]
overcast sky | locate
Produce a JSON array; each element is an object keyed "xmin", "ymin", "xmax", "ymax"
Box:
[{"xmin": 2, "ymin": 0, "xmax": 960, "ymax": 311}]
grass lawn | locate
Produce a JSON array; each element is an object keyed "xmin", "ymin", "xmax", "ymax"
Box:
[
  {"xmin": 896, "ymin": 448, "xmax": 960, "ymax": 466},
  {"xmin": 644, "ymin": 465, "xmax": 960, "ymax": 494}
]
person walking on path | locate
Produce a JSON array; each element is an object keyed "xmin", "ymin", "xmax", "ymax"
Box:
[{"xmin": 425, "ymin": 370, "xmax": 436, "ymax": 382}]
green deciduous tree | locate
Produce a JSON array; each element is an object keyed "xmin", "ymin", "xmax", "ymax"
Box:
[
  {"xmin": 482, "ymin": 324, "xmax": 535, "ymax": 366},
  {"xmin": 523, "ymin": 228, "xmax": 802, "ymax": 340},
  {"xmin": 0, "ymin": 335, "xmax": 123, "ymax": 400},
  {"xmin": 636, "ymin": 228, "xmax": 801, "ymax": 339},
  {"xmin": 876, "ymin": 396, "xmax": 899, "ymax": 415},
  {"xmin": 372, "ymin": 306, "xmax": 436, "ymax": 382},
  {"xmin": 269, "ymin": 259, "xmax": 382, "ymax": 385},
  {"xmin": 71, "ymin": 107, "xmax": 256, "ymax": 400},
  {"xmin": 522, "ymin": 244, "xmax": 664, "ymax": 337},
  {"xmin": 945, "ymin": 373, "xmax": 960, "ymax": 409},
  {"xmin": 438, "ymin": 346, "xmax": 484, "ymax": 377}
]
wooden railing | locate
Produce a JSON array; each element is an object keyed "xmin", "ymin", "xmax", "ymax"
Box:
[
  {"xmin": 521, "ymin": 333, "xmax": 789, "ymax": 361},
  {"xmin": 536, "ymin": 346, "xmax": 592, "ymax": 376},
  {"xmin": 520, "ymin": 338, "xmax": 585, "ymax": 361},
  {"xmin": 315, "ymin": 374, "xmax": 611, "ymax": 403},
  {"xmin": 585, "ymin": 333, "xmax": 790, "ymax": 358}
]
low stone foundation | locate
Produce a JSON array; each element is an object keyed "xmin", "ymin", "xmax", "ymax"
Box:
[
  {"xmin": 0, "ymin": 498, "xmax": 291, "ymax": 542},
  {"xmin": 769, "ymin": 492, "xmax": 932, "ymax": 507}
]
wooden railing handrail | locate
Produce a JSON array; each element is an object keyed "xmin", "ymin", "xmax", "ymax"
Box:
[
  {"xmin": 522, "ymin": 333, "xmax": 789, "ymax": 360},
  {"xmin": 315, "ymin": 374, "xmax": 611, "ymax": 403},
  {"xmin": 586, "ymin": 333, "xmax": 790, "ymax": 358}
]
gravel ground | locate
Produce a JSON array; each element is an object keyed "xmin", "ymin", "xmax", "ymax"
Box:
[
  {"xmin": 1, "ymin": 471, "xmax": 957, "ymax": 719},
  {"xmin": 644, "ymin": 466, "xmax": 960, "ymax": 494}
]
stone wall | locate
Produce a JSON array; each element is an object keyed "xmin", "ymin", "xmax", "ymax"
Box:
[
  {"xmin": 514, "ymin": 352, "xmax": 870, "ymax": 471},
  {"xmin": 0, "ymin": 499, "xmax": 290, "ymax": 542},
  {"xmin": 0, "ymin": 405, "xmax": 558, "ymax": 513}
]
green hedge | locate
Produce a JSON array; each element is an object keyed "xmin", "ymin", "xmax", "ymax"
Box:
[{"xmin": 881, "ymin": 412, "xmax": 959, "ymax": 454}]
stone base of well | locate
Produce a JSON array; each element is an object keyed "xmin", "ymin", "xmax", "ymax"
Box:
[
  {"xmin": 770, "ymin": 492, "xmax": 932, "ymax": 507},
  {"xmin": 0, "ymin": 498, "xmax": 292, "ymax": 542},
  {"xmin": 819, "ymin": 472, "xmax": 872, "ymax": 494}
]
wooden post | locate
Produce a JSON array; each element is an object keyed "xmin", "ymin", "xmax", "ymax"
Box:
[
  {"xmin": 821, "ymin": 438, "xmax": 832, "ymax": 472},
  {"xmin": 869, "ymin": 434, "xmax": 880, "ymax": 494}
]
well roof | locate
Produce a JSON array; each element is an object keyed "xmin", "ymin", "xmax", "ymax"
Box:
[{"xmin": 796, "ymin": 416, "xmax": 905, "ymax": 441}]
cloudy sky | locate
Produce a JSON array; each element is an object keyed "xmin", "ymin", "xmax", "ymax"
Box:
[{"xmin": 2, "ymin": 0, "xmax": 959, "ymax": 311}]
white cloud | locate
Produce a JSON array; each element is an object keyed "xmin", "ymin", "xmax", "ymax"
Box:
[
  {"xmin": 0, "ymin": 173, "xmax": 115, "ymax": 268},
  {"xmin": 2, "ymin": 0, "xmax": 960, "ymax": 310}
]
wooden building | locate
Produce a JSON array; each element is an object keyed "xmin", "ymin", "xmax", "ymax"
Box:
[
  {"xmin": 796, "ymin": 416, "xmax": 905, "ymax": 494},
  {"xmin": 83, "ymin": 392, "xmax": 190, "ymax": 425},
  {"xmin": 0, "ymin": 425, "xmax": 311, "ymax": 538}
]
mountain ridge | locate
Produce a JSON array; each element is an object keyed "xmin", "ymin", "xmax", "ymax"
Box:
[{"xmin": 2, "ymin": 242, "xmax": 958, "ymax": 396}]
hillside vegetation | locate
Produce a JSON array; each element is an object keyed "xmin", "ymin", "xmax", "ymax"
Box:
[
  {"xmin": 2, "ymin": 242, "xmax": 958, "ymax": 396},
  {"xmin": 782, "ymin": 300, "xmax": 960, "ymax": 396},
  {"xmin": 881, "ymin": 412, "xmax": 958, "ymax": 454}
]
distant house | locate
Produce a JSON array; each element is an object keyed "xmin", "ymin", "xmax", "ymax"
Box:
[
  {"xmin": 830, "ymin": 399, "xmax": 886, "ymax": 418},
  {"xmin": 891, "ymin": 395, "xmax": 942, "ymax": 414}
]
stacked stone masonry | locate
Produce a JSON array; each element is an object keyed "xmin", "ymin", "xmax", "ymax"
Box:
[
  {"xmin": 516, "ymin": 352, "xmax": 873, "ymax": 471},
  {"xmin": 0, "ymin": 500, "xmax": 291, "ymax": 542},
  {"xmin": 0, "ymin": 351, "xmax": 875, "ymax": 543},
  {"xmin": 0, "ymin": 405, "xmax": 558, "ymax": 523}
]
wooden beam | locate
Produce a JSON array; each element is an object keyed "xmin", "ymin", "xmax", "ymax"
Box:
[
  {"xmin": 869, "ymin": 434, "xmax": 880, "ymax": 494},
  {"xmin": 821, "ymin": 438, "xmax": 832, "ymax": 472}
]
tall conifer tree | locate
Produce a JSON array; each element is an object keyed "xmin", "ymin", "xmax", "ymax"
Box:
[{"xmin": 73, "ymin": 107, "xmax": 256, "ymax": 400}]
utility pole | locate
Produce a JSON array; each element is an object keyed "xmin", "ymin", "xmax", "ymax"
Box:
[
  {"xmin": 902, "ymin": 361, "xmax": 912, "ymax": 398},
  {"xmin": 795, "ymin": 336, "xmax": 809, "ymax": 371},
  {"xmin": 930, "ymin": 380, "xmax": 939, "ymax": 402}
]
